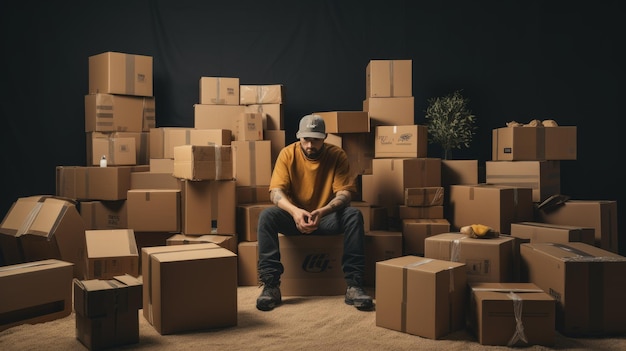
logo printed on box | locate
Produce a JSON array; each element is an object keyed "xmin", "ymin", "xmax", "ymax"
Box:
[{"xmin": 302, "ymin": 253, "xmax": 334, "ymax": 272}]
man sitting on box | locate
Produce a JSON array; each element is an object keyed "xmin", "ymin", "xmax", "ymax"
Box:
[{"xmin": 256, "ymin": 114, "xmax": 373, "ymax": 311}]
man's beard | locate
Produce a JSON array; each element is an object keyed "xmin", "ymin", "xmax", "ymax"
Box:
[{"xmin": 301, "ymin": 144, "xmax": 324, "ymax": 160}]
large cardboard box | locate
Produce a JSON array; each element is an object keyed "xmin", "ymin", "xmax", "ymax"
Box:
[
  {"xmin": 468, "ymin": 282, "xmax": 555, "ymax": 346},
  {"xmin": 374, "ymin": 125, "xmax": 428, "ymax": 158},
  {"xmin": 402, "ymin": 218, "xmax": 451, "ymax": 256},
  {"xmin": 179, "ymin": 179, "xmax": 236, "ymax": 235},
  {"xmin": 510, "ymin": 222, "xmax": 595, "ymax": 246},
  {"xmin": 315, "ymin": 111, "xmax": 370, "ymax": 133},
  {"xmin": 424, "ymin": 233, "xmax": 515, "ymax": 283},
  {"xmin": 232, "ymin": 140, "xmax": 272, "ymax": 187},
  {"xmin": 141, "ymin": 244, "xmax": 237, "ymax": 334},
  {"xmin": 376, "ymin": 255, "xmax": 466, "ymax": 339},
  {"xmin": 56, "ymin": 165, "xmax": 146, "ymax": 201},
  {"xmin": 89, "ymin": 51, "xmax": 153, "ymax": 97},
  {"xmin": 240, "ymin": 84, "xmax": 284, "ymax": 105},
  {"xmin": 74, "ymin": 274, "xmax": 142, "ymax": 350},
  {"xmin": 492, "ymin": 127, "xmax": 543, "ymax": 161},
  {"xmin": 363, "ymin": 97, "xmax": 414, "ymax": 127},
  {"xmin": 237, "ymin": 241, "xmax": 259, "ymax": 286},
  {"xmin": 84, "ymin": 229, "xmax": 139, "ymax": 280},
  {"xmin": 534, "ymin": 199, "xmax": 618, "ymax": 253},
  {"xmin": 84, "ymin": 93, "xmax": 155, "ymax": 133},
  {"xmin": 0, "ymin": 196, "xmax": 86, "ymax": 278},
  {"xmin": 364, "ymin": 230, "xmax": 403, "ymax": 287},
  {"xmin": 173, "ymin": 145, "xmax": 233, "ymax": 181},
  {"xmin": 520, "ymin": 242, "xmax": 626, "ymax": 336},
  {"xmin": 0, "ymin": 259, "xmax": 73, "ymax": 332},
  {"xmin": 279, "ymin": 234, "xmax": 346, "ymax": 296},
  {"xmin": 448, "ymin": 184, "xmax": 534, "ymax": 234},
  {"xmin": 199, "ymin": 77, "xmax": 240, "ymax": 105},
  {"xmin": 80, "ymin": 200, "xmax": 128, "ymax": 230},
  {"xmin": 166, "ymin": 234, "xmax": 237, "ymax": 254},
  {"xmin": 193, "ymin": 104, "xmax": 246, "ymax": 130},
  {"xmin": 233, "ymin": 113, "xmax": 264, "ymax": 141},
  {"xmin": 365, "ymin": 60, "xmax": 412, "ymax": 98},
  {"xmin": 127, "ymin": 189, "xmax": 180, "ymax": 233},
  {"xmin": 369, "ymin": 158, "xmax": 441, "ymax": 207},
  {"xmin": 486, "ymin": 160, "xmax": 560, "ymax": 203}
]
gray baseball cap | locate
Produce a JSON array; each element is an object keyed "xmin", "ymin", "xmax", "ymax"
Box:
[{"xmin": 296, "ymin": 114, "xmax": 327, "ymax": 139}]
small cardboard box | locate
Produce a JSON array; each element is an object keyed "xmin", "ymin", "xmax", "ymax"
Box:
[
  {"xmin": 240, "ymin": 84, "xmax": 284, "ymax": 105},
  {"xmin": 485, "ymin": 160, "xmax": 560, "ymax": 203},
  {"xmin": 374, "ymin": 125, "xmax": 428, "ymax": 158},
  {"xmin": 74, "ymin": 274, "xmax": 142, "ymax": 350},
  {"xmin": 510, "ymin": 222, "xmax": 595, "ymax": 246},
  {"xmin": 315, "ymin": 111, "xmax": 370, "ymax": 133},
  {"xmin": 199, "ymin": 77, "xmax": 240, "ymax": 105},
  {"xmin": 424, "ymin": 233, "xmax": 515, "ymax": 283},
  {"xmin": 89, "ymin": 51, "xmax": 153, "ymax": 97},
  {"xmin": 279, "ymin": 234, "xmax": 346, "ymax": 296},
  {"xmin": 0, "ymin": 195, "xmax": 86, "ymax": 278},
  {"xmin": 520, "ymin": 242, "xmax": 626, "ymax": 336},
  {"xmin": 376, "ymin": 255, "xmax": 466, "ymax": 339},
  {"xmin": 448, "ymin": 184, "xmax": 534, "ymax": 234},
  {"xmin": 402, "ymin": 218, "xmax": 451, "ymax": 256},
  {"xmin": 141, "ymin": 244, "xmax": 237, "ymax": 334},
  {"xmin": 173, "ymin": 145, "xmax": 233, "ymax": 181},
  {"xmin": 492, "ymin": 127, "xmax": 543, "ymax": 161},
  {"xmin": 84, "ymin": 229, "xmax": 139, "ymax": 280},
  {"xmin": 0, "ymin": 259, "xmax": 74, "ymax": 332},
  {"xmin": 468, "ymin": 282, "xmax": 555, "ymax": 346},
  {"xmin": 87, "ymin": 131, "xmax": 149, "ymax": 166},
  {"xmin": 366, "ymin": 60, "xmax": 412, "ymax": 98}
]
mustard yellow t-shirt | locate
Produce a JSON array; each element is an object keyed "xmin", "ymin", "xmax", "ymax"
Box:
[{"xmin": 270, "ymin": 141, "xmax": 356, "ymax": 212}]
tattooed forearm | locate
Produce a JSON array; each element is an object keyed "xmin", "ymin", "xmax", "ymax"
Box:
[
  {"xmin": 270, "ymin": 189, "xmax": 284, "ymax": 205},
  {"xmin": 328, "ymin": 191, "xmax": 350, "ymax": 211}
]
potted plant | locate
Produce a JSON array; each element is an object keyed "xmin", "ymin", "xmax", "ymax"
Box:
[{"xmin": 424, "ymin": 90, "xmax": 477, "ymax": 160}]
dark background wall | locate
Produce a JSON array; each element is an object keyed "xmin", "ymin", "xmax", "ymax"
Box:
[{"xmin": 1, "ymin": 1, "xmax": 623, "ymax": 254}]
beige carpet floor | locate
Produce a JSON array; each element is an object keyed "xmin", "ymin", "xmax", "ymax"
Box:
[{"xmin": 1, "ymin": 286, "xmax": 624, "ymax": 351}]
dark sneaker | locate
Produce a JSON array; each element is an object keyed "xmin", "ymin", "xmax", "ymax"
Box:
[
  {"xmin": 256, "ymin": 284, "xmax": 282, "ymax": 311},
  {"xmin": 345, "ymin": 286, "xmax": 374, "ymax": 310}
]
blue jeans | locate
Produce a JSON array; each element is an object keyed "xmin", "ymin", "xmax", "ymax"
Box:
[{"xmin": 257, "ymin": 206, "xmax": 366, "ymax": 287}]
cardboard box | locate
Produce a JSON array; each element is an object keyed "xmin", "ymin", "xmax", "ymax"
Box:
[
  {"xmin": 173, "ymin": 145, "xmax": 233, "ymax": 181},
  {"xmin": 56, "ymin": 165, "xmax": 144, "ymax": 201},
  {"xmin": 402, "ymin": 219, "xmax": 451, "ymax": 256},
  {"xmin": 441, "ymin": 159, "xmax": 479, "ymax": 186},
  {"xmin": 468, "ymin": 282, "xmax": 555, "ymax": 346},
  {"xmin": 84, "ymin": 93, "xmax": 155, "ymax": 133},
  {"xmin": 80, "ymin": 200, "xmax": 128, "ymax": 230},
  {"xmin": 127, "ymin": 189, "xmax": 180, "ymax": 233},
  {"xmin": 374, "ymin": 125, "xmax": 428, "ymax": 158},
  {"xmin": 237, "ymin": 241, "xmax": 259, "ymax": 286},
  {"xmin": 375, "ymin": 255, "xmax": 466, "ymax": 339},
  {"xmin": 424, "ymin": 233, "xmax": 515, "ymax": 283},
  {"xmin": 185, "ymin": 180, "xmax": 237, "ymax": 236},
  {"xmin": 0, "ymin": 259, "xmax": 73, "ymax": 332},
  {"xmin": 363, "ymin": 97, "xmax": 414, "ymax": 127},
  {"xmin": 263, "ymin": 129, "xmax": 285, "ymax": 168},
  {"xmin": 74, "ymin": 274, "xmax": 142, "ymax": 350},
  {"xmin": 279, "ymin": 234, "xmax": 346, "ymax": 296},
  {"xmin": 89, "ymin": 51, "xmax": 153, "ymax": 97},
  {"xmin": 232, "ymin": 140, "xmax": 272, "ymax": 186},
  {"xmin": 510, "ymin": 222, "xmax": 595, "ymax": 246},
  {"xmin": 404, "ymin": 187, "xmax": 444, "ymax": 207},
  {"xmin": 87, "ymin": 131, "xmax": 149, "ymax": 166},
  {"xmin": 141, "ymin": 244, "xmax": 238, "ymax": 334},
  {"xmin": 486, "ymin": 160, "xmax": 560, "ymax": 203},
  {"xmin": 236, "ymin": 186, "xmax": 270, "ymax": 204},
  {"xmin": 149, "ymin": 127, "xmax": 231, "ymax": 160},
  {"xmin": 166, "ymin": 233, "xmax": 237, "ymax": 254},
  {"xmin": 84, "ymin": 229, "xmax": 139, "ymax": 280},
  {"xmin": 245, "ymin": 103, "xmax": 284, "ymax": 131},
  {"xmin": 130, "ymin": 172, "xmax": 182, "ymax": 190},
  {"xmin": 534, "ymin": 199, "xmax": 618, "ymax": 253},
  {"xmin": 364, "ymin": 230, "xmax": 403, "ymax": 287},
  {"xmin": 236, "ymin": 203, "xmax": 274, "ymax": 241},
  {"xmin": 448, "ymin": 184, "xmax": 534, "ymax": 234},
  {"xmin": 149, "ymin": 158, "xmax": 174, "ymax": 173},
  {"xmin": 199, "ymin": 77, "xmax": 240, "ymax": 105},
  {"xmin": 240, "ymin": 84, "xmax": 284, "ymax": 105},
  {"xmin": 369, "ymin": 158, "xmax": 441, "ymax": 207},
  {"xmin": 520, "ymin": 242, "xmax": 626, "ymax": 336},
  {"xmin": 492, "ymin": 127, "xmax": 543, "ymax": 161},
  {"xmin": 0, "ymin": 196, "xmax": 86, "ymax": 278},
  {"xmin": 193, "ymin": 104, "xmax": 246, "ymax": 130},
  {"xmin": 366, "ymin": 60, "xmax": 412, "ymax": 98},
  {"xmin": 315, "ymin": 111, "xmax": 370, "ymax": 133},
  {"xmin": 544, "ymin": 126, "xmax": 576, "ymax": 160}
]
